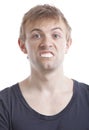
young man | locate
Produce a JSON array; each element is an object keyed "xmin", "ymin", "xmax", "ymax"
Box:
[{"xmin": 0, "ymin": 4, "xmax": 89, "ymax": 130}]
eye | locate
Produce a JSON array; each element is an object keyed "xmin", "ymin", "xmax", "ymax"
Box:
[
  {"xmin": 53, "ymin": 33, "xmax": 61, "ymax": 39},
  {"xmin": 31, "ymin": 33, "xmax": 41, "ymax": 40}
]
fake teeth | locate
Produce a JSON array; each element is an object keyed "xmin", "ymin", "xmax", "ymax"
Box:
[{"xmin": 40, "ymin": 53, "xmax": 53, "ymax": 58}]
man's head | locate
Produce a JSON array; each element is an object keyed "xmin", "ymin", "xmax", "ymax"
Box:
[
  {"xmin": 19, "ymin": 4, "xmax": 71, "ymax": 42},
  {"xmin": 18, "ymin": 4, "xmax": 72, "ymax": 72}
]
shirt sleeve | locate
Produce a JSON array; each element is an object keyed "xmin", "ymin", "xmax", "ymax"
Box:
[
  {"xmin": 0, "ymin": 92, "xmax": 10, "ymax": 130},
  {"xmin": 0, "ymin": 99, "xmax": 10, "ymax": 130}
]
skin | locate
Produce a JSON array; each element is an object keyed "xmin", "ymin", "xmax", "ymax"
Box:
[{"xmin": 18, "ymin": 19, "xmax": 73, "ymax": 115}]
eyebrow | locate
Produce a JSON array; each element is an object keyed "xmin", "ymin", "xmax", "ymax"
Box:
[
  {"xmin": 30, "ymin": 28, "xmax": 41, "ymax": 33},
  {"xmin": 51, "ymin": 27, "xmax": 63, "ymax": 32},
  {"xmin": 30, "ymin": 27, "xmax": 63, "ymax": 33}
]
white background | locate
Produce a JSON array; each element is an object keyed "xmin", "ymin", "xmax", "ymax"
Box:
[{"xmin": 0, "ymin": 0, "xmax": 89, "ymax": 90}]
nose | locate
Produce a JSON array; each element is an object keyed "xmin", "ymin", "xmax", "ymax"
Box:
[{"xmin": 39, "ymin": 36, "xmax": 53, "ymax": 49}]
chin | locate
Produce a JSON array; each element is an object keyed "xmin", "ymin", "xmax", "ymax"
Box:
[{"xmin": 40, "ymin": 63, "xmax": 58, "ymax": 71}]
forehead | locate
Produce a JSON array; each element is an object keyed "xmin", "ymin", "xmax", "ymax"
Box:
[{"xmin": 25, "ymin": 18, "xmax": 67, "ymax": 33}]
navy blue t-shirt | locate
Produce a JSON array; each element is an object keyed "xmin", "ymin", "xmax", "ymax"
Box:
[{"xmin": 0, "ymin": 80, "xmax": 89, "ymax": 130}]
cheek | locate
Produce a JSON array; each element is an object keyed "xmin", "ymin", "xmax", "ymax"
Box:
[
  {"xmin": 57, "ymin": 42, "xmax": 66, "ymax": 52},
  {"xmin": 25, "ymin": 40, "xmax": 32, "ymax": 52},
  {"xmin": 26, "ymin": 43, "xmax": 37, "ymax": 59}
]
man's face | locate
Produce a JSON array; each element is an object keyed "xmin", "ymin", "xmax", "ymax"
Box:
[{"xmin": 22, "ymin": 19, "xmax": 71, "ymax": 72}]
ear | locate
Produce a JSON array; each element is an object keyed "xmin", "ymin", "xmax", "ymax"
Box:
[
  {"xmin": 65, "ymin": 38, "xmax": 72, "ymax": 54},
  {"xmin": 18, "ymin": 38, "xmax": 27, "ymax": 54}
]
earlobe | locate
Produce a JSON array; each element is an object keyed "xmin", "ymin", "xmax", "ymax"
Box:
[{"xmin": 18, "ymin": 38, "xmax": 27, "ymax": 54}]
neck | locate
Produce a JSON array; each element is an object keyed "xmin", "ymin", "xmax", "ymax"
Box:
[{"xmin": 29, "ymin": 66, "xmax": 70, "ymax": 93}]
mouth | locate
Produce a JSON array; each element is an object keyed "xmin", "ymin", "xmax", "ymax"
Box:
[
  {"xmin": 40, "ymin": 50, "xmax": 54, "ymax": 58},
  {"xmin": 39, "ymin": 51, "xmax": 54, "ymax": 58},
  {"xmin": 40, "ymin": 53, "xmax": 53, "ymax": 58}
]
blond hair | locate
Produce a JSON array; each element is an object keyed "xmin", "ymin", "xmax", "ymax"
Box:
[{"xmin": 19, "ymin": 4, "xmax": 71, "ymax": 41}]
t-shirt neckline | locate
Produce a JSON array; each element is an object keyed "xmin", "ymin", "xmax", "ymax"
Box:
[{"xmin": 15, "ymin": 79, "xmax": 78, "ymax": 120}]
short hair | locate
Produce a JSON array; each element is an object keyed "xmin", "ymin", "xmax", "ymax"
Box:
[{"xmin": 19, "ymin": 4, "xmax": 71, "ymax": 41}]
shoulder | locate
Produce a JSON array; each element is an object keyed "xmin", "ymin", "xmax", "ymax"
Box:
[
  {"xmin": 0, "ymin": 83, "xmax": 19, "ymax": 97},
  {"xmin": 0, "ymin": 83, "xmax": 19, "ymax": 123},
  {"xmin": 74, "ymin": 79, "xmax": 89, "ymax": 90},
  {"xmin": 73, "ymin": 79, "xmax": 89, "ymax": 98},
  {"xmin": 0, "ymin": 83, "xmax": 19, "ymax": 109}
]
